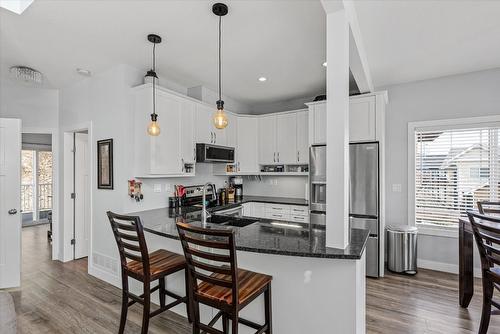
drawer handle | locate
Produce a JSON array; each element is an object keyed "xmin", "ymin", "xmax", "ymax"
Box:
[
  {"xmin": 272, "ymin": 207, "xmax": 283, "ymax": 210},
  {"xmin": 293, "ymin": 216, "xmax": 304, "ymax": 219}
]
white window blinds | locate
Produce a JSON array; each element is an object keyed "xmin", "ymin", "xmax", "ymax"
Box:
[{"xmin": 415, "ymin": 126, "xmax": 500, "ymax": 226}]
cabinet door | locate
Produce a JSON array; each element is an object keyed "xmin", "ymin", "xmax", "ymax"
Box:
[
  {"xmin": 237, "ymin": 117, "xmax": 259, "ymax": 172},
  {"xmin": 213, "ymin": 125, "xmax": 226, "ymax": 145},
  {"xmin": 296, "ymin": 111, "xmax": 309, "ymax": 164},
  {"xmin": 314, "ymin": 103, "xmax": 327, "ymax": 144},
  {"xmin": 150, "ymin": 92, "xmax": 182, "ymax": 174},
  {"xmin": 225, "ymin": 112, "xmax": 238, "ymax": 148},
  {"xmin": 258, "ymin": 115, "xmax": 277, "ymax": 164},
  {"xmin": 180, "ymin": 100, "xmax": 196, "ymax": 163},
  {"xmin": 276, "ymin": 113, "xmax": 297, "ymax": 164},
  {"xmin": 196, "ymin": 104, "xmax": 213, "ymax": 144},
  {"xmin": 349, "ymin": 96, "xmax": 376, "ymax": 142}
]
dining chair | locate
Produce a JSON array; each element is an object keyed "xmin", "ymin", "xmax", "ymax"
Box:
[
  {"xmin": 176, "ymin": 221, "xmax": 272, "ymax": 334},
  {"xmin": 478, "ymin": 201, "xmax": 500, "ymax": 216},
  {"xmin": 467, "ymin": 211, "xmax": 500, "ymax": 334},
  {"xmin": 107, "ymin": 211, "xmax": 191, "ymax": 334}
]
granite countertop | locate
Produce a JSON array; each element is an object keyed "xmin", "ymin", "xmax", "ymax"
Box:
[{"xmin": 130, "ymin": 196, "xmax": 368, "ymax": 260}]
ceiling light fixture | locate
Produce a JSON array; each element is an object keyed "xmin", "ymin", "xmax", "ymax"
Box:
[
  {"xmin": 322, "ymin": 62, "xmax": 327, "ymax": 67},
  {"xmin": 145, "ymin": 34, "xmax": 162, "ymax": 137},
  {"xmin": 258, "ymin": 77, "xmax": 267, "ymax": 82},
  {"xmin": 212, "ymin": 3, "xmax": 229, "ymax": 130},
  {"xmin": 9, "ymin": 66, "xmax": 42, "ymax": 85},
  {"xmin": 76, "ymin": 68, "xmax": 91, "ymax": 76}
]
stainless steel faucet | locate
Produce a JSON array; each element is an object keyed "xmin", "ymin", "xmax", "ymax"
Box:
[{"xmin": 201, "ymin": 182, "xmax": 212, "ymax": 225}]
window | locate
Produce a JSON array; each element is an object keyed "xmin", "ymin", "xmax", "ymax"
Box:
[{"xmin": 414, "ymin": 126, "xmax": 500, "ymax": 227}]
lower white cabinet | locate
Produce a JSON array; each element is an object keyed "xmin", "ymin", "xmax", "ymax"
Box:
[{"xmin": 242, "ymin": 202, "xmax": 309, "ymax": 223}]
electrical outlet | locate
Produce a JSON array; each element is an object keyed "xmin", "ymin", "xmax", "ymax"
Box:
[
  {"xmin": 392, "ymin": 184, "xmax": 402, "ymax": 193},
  {"xmin": 153, "ymin": 184, "xmax": 162, "ymax": 193}
]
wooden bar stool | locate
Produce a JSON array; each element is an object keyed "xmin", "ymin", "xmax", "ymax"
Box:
[
  {"xmin": 176, "ymin": 221, "xmax": 272, "ymax": 334},
  {"xmin": 467, "ymin": 211, "xmax": 500, "ymax": 334},
  {"xmin": 107, "ymin": 211, "xmax": 191, "ymax": 334}
]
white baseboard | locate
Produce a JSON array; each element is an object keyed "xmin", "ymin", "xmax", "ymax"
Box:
[
  {"xmin": 417, "ymin": 258, "xmax": 481, "ymax": 278},
  {"xmin": 88, "ymin": 263, "xmax": 121, "ymax": 288}
]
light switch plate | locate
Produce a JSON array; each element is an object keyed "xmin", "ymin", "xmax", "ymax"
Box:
[{"xmin": 153, "ymin": 184, "xmax": 162, "ymax": 193}]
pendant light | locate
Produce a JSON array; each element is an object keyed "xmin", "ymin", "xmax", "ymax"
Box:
[
  {"xmin": 146, "ymin": 34, "xmax": 162, "ymax": 136},
  {"xmin": 212, "ymin": 3, "xmax": 229, "ymax": 129}
]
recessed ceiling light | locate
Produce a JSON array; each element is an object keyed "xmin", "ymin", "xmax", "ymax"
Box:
[
  {"xmin": 76, "ymin": 68, "xmax": 92, "ymax": 76},
  {"xmin": 258, "ymin": 77, "xmax": 267, "ymax": 82},
  {"xmin": 322, "ymin": 62, "xmax": 327, "ymax": 67}
]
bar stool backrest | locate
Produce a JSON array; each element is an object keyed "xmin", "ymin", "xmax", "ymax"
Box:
[
  {"xmin": 478, "ymin": 201, "xmax": 500, "ymax": 216},
  {"xmin": 176, "ymin": 221, "xmax": 239, "ymax": 306},
  {"xmin": 107, "ymin": 211, "xmax": 150, "ymax": 279},
  {"xmin": 468, "ymin": 211, "xmax": 500, "ymax": 276}
]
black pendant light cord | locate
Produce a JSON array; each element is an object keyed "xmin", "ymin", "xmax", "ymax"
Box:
[
  {"xmin": 218, "ymin": 15, "xmax": 222, "ymax": 102},
  {"xmin": 152, "ymin": 42, "xmax": 156, "ymax": 117}
]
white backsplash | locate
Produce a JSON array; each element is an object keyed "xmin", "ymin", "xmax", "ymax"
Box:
[{"xmin": 242, "ymin": 176, "xmax": 308, "ymax": 199}]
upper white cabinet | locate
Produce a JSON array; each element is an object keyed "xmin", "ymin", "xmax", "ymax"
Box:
[
  {"xmin": 276, "ymin": 113, "xmax": 297, "ymax": 164},
  {"xmin": 225, "ymin": 112, "xmax": 238, "ymax": 148},
  {"xmin": 236, "ymin": 116, "xmax": 259, "ymax": 172},
  {"xmin": 308, "ymin": 102, "xmax": 327, "ymax": 145},
  {"xmin": 133, "ymin": 85, "xmax": 194, "ymax": 176},
  {"xmin": 258, "ymin": 115, "xmax": 277, "ymax": 164},
  {"xmin": 349, "ymin": 95, "xmax": 376, "ymax": 142},
  {"xmin": 296, "ymin": 111, "xmax": 309, "ymax": 164},
  {"xmin": 196, "ymin": 104, "xmax": 215, "ymax": 144},
  {"xmin": 307, "ymin": 94, "xmax": 384, "ymax": 145}
]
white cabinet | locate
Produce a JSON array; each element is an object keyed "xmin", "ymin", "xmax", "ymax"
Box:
[
  {"xmin": 195, "ymin": 104, "xmax": 213, "ymax": 144},
  {"xmin": 225, "ymin": 112, "xmax": 238, "ymax": 148},
  {"xmin": 133, "ymin": 85, "xmax": 194, "ymax": 176},
  {"xmin": 236, "ymin": 117, "xmax": 259, "ymax": 172},
  {"xmin": 308, "ymin": 102, "xmax": 327, "ymax": 145},
  {"xmin": 276, "ymin": 113, "xmax": 297, "ymax": 164},
  {"xmin": 242, "ymin": 202, "xmax": 309, "ymax": 223},
  {"xmin": 349, "ymin": 96, "xmax": 376, "ymax": 142},
  {"xmin": 258, "ymin": 115, "xmax": 277, "ymax": 164},
  {"xmin": 296, "ymin": 111, "xmax": 309, "ymax": 164},
  {"xmin": 307, "ymin": 95, "xmax": 379, "ymax": 145},
  {"xmin": 180, "ymin": 100, "xmax": 196, "ymax": 163}
]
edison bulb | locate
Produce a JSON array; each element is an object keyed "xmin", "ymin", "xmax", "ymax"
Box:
[
  {"xmin": 147, "ymin": 120, "xmax": 161, "ymax": 136},
  {"xmin": 213, "ymin": 109, "xmax": 228, "ymax": 129}
]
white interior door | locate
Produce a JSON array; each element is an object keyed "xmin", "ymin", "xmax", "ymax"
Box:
[
  {"xmin": 74, "ymin": 132, "xmax": 89, "ymax": 259},
  {"xmin": 0, "ymin": 118, "xmax": 21, "ymax": 288}
]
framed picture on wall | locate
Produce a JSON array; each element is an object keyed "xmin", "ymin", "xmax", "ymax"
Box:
[{"xmin": 97, "ymin": 139, "xmax": 113, "ymax": 189}]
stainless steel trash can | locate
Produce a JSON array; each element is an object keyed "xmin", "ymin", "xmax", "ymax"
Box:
[{"xmin": 387, "ymin": 225, "xmax": 418, "ymax": 274}]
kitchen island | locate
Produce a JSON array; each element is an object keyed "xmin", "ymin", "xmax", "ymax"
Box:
[{"xmin": 129, "ymin": 201, "xmax": 368, "ymax": 334}]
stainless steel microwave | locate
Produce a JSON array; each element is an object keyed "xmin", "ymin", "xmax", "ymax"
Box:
[{"xmin": 196, "ymin": 143, "xmax": 235, "ymax": 163}]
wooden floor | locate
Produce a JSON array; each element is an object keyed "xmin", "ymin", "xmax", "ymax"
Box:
[{"xmin": 7, "ymin": 225, "xmax": 500, "ymax": 333}]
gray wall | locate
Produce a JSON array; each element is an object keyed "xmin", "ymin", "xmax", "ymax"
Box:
[{"xmin": 382, "ymin": 67, "xmax": 500, "ymax": 272}]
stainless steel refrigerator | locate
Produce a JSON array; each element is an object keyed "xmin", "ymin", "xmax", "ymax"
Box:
[
  {"xmin": 349, "ymin": 142, "xmax": 380, "ymax": 277},
  {"xmin": 309, "ymin": 145, "xmax": 326, "ymax": 226}
]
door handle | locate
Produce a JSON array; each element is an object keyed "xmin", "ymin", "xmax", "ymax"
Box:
[
  {"xmin": 277, "ymin": 152, "xmax": 280, "ymax": 162},
  {"xmin": 210, "ymin": 132, "xmax": 213, "ymax": 143},
  {"xmin": 273, "ymin": 152, "xmax": 276, "ymax": 163},
  {"xmin": 8, "ymin": 209, "xmax": 18, "ymax": 215},
  {"xmin": 214, "ymin": 132, "xmax": 217, "ymax": 143},
  {"xmin": 297, "ymin": 151, "xmax": 299, "ymax": 162}
]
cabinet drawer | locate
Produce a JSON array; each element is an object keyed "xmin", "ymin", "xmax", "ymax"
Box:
[
  {"xmin": 266, "ymin": 204, "xmax": 291, "ymax": 214},
  {"xmin": 289, "ymin": 206, "xmax": 308, "ymax": 216},
  {"xmin": 289, "ymin": 215, "xmax": 310, "ymax": 223},
  {"xmin": 267, "ymin": 212, "xmax": 289, "ymax": 221}
]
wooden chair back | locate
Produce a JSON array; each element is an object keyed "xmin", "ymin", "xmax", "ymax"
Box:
[
  {"xmin": 468, "ymin": 211, "xmax": 500, "ymax": 280},
  {"xmin": 176, "ymin": 221, "xmax": 239, "ymax": 306},
  {"xmin": 107, "ymin": 211, "xmax": 150, "ymax": 279},
  {"xmin": 478, "ymin": 201, "xmax": 500, "ymax": 216}
]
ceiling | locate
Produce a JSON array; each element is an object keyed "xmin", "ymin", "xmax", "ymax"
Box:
[
  {"xmin": 353, "ymin": 0, "xmax": 500, "ymax": 88},
  {"xmin": 0, "ymin": 0, "xmax": 327, "ymax": 105}
]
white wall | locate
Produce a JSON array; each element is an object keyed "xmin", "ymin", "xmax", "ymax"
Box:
[
  {"xmin": 0, "ymin": 79, "xmax": 59, "ymax": 128},
  {"xmin": 382, "ymin": 68, "xmax": 500, "ymax": 273}
]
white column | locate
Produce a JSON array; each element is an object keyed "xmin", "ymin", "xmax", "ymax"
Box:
[{"xmin": 325, "ymin": 9, "xmax": 350, "ymax": 248}]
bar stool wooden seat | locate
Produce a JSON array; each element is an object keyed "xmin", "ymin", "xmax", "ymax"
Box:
[
  {"xmin": 467, "ymin": 211, "xmax": 500, "ymax": 334},
  {"xmin": 176, "ymin": 221, "xmax": 272, "ymax": 334},
  {"xmin": 107, "ymin": 211, "xmax": 191, "ymax": 334}
]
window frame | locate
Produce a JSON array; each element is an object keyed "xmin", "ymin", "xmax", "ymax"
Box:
[{"xmin": 408, "ymin": 115, "xmax": 500, "ymax": 238}]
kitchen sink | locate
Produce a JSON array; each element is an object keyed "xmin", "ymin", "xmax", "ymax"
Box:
[{"xmin": 207, "ymin": 215, "xmax": 258, "ymax": 228}]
